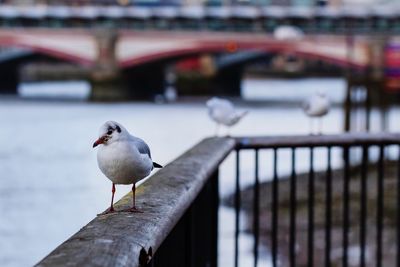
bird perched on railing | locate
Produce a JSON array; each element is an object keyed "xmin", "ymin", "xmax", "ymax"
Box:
[
  {"xmin": 302, "ymin": 92, "xmax": 330, "ymax": 135},
  {"xmin": 206, "ymin": 97, "xmax": 248, "ymax": 136},
  {"xmin": 93, "ymin": 121, "xmax": 162, "ymax": 214}
]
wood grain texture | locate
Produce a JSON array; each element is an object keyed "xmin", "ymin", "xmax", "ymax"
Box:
[{"xmin": 35, "ymin": 137, "xmax": 235, "ymax": 267}]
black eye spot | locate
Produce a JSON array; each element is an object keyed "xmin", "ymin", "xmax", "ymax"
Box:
[
  {"xmin": 116, "ymin": 126, "xmax": 121, "ymax": 133},
  {"xmin": 107, "ymin": 130, "xmax": 112, "ymax": 135}
]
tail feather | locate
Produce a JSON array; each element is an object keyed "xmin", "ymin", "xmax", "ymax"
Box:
[
  {"xmin": 153, "ymin": 162, "xmax": 163, "ymax": 168},
  {"xmin": 229, "ymin": 110, "xmax": 248, "ymax": 125},
  {"xmin": 239, "ymin": 110, "xmax": 249, "ymax": 119}
]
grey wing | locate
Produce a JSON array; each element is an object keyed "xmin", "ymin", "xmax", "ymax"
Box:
[{"xmin": 133, "ymin": 138, "xmax": 152, "ymax": 159}]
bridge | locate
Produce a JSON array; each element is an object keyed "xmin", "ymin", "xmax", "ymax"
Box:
[
  {"xmin": 0, "ymin": 29, "xmax": 370, "ymax": 68},
  {"xmin": 0, "ymin": 5, "xmax": 399, "ymax": 34},
  {"xmin": 0, "ymin": 28, "xmax": 379, "ymax": 100}
]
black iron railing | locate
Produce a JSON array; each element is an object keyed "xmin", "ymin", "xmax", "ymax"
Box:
[
  {"xmin": 235, "ymin": 133, "xmax": 400, "ymax": 267},
  {"xmin": 37, "ymin": 133, "xmax": 400, "ymax": 267}
]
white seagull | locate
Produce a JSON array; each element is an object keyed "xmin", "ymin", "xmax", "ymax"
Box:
[
  {"xmin": 206, "ymin": 97, "xmax": 248, "ymax": 136},
  {"xmin": 93, "ymin": 121, "xmax": 162, "ymax": 214},
  {"xmin": 273, "ymin": 25, "xmax": 304, "ymax": 41},
  {"xmin": 302, "ymin": 92, "xmax": 330, "ymax": 134}
]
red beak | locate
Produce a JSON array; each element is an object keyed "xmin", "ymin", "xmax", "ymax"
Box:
[{"xmin": 93, "ymin": 137, "xmax": 105, "ymax": 148}]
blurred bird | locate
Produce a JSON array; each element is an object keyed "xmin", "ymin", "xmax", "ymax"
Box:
[
  {"xmin": 302, "ymin": 92, "xmax": 330, "ymax": 134},
  {"xmin": 206, "ymin": 97, "xmax": 248, "ymax": 136},
  {"xmin": 93, "ymin": 121, "xmax": 162, "ymax": 214},
  {"xmin": 273, "ymin": 25, "xmax": 304, "ymax": 41}
]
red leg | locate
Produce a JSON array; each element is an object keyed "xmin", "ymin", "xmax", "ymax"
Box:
[
  {"xmin": 110, "ymin": 183, "xmax": 116, "ymax": 211},
  {"xmin": 98, "ymin": 183, "xmax": 116, "ymax": 215},
  {"xmin": 133, "ymin": 183, "xmax": 138, "ymax": 208},
  {"xmin": 121, "ymin": 183, "xmax": 142, "ymax": 213}
]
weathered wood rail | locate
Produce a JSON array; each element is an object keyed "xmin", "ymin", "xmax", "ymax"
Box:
[{"xmin": 36, "ymin": 137, "xmax": 235, "ymax": 267}]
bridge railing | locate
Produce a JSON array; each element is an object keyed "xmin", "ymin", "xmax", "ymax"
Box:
[
  {"xmin": 0, "ymin": 5, "xmax": 399, "ymax": 33},
  {"xmin": 36, "ymin": 133, "xmax": 400, "ymax": 267}
]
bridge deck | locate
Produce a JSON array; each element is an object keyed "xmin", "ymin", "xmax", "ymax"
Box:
[{"xmin": 0, "ymin": 29, "xmax": 372, "ymax": 69}]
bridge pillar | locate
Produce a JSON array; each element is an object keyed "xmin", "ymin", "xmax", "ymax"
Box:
[
  {"xmin": 211, "ymin": 66, "xmax": 243, "ymax": 96},
  {"xmin": 0, "ymin": 62, "xmax": 19, "ymax": 94},
  {"xmin": 123, "ymin": 64, "xmax": 165, "ymax": 100},
  {"xmin": 343, "ymin": 37, "xmax": 388, "ymax": 132},
  {"xmin": 90, "ymin": 30, "xmax": 129, "ymax": 101}
]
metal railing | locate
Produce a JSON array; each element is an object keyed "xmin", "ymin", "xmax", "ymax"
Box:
[
  {"xmin": 235, "ymin": 133, "xmax": 400, "ymax": 267},
  {"xmin": 36, "ymin": 133, "xmax": 400, "ymax": 267}
]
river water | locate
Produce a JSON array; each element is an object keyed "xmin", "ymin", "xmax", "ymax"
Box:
[{"xmin": 1, "ymin": 77, "xmax": 398, "ymax": 266}]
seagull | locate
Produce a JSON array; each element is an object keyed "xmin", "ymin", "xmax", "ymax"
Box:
[
  {"xmin": 93, "ymin": 121, "xmax": 162, "ymax": 214},
  {"xmin": 273, "ymin": 25, "xmax": 304, "ymax": 41},
  {"xmin": 302, "ymin": 92, "xmax": 330, "ymax": 134},
  {"xmin": 206, "ymin": 97, "xmax": 248, "ymax": 136}
]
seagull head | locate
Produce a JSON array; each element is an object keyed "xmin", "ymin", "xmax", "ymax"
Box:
[
  {"xmin": 93, "ymin": 121, "xmax": 127, "ymax": 148},
  {"xmin": 206, "ymin": 97, "xmax": 221, "ymax": 108}
]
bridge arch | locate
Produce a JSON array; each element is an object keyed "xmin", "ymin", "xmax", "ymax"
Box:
[
  {"xmin": 118, "ymin": 37, "xmax": 369, "ymax": 99},
  {"xmin": 0, "ymin": 30, "xmax": 96, "ymax": 66},
  {"xmin": 118, "ymin": 35, "xmax": 370, "ymax": 71}
]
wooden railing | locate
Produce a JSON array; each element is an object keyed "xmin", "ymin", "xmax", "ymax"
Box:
[{"xmin": 36, "ymin": 137, "xmax": 234, "ymax": 267}]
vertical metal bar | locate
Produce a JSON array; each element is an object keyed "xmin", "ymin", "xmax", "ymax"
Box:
[
  {"xmin": 289, "ymin": 148, "xmax": 297, "ymax": 267},
  {"xmin": 379, "ymin": 90, "xmax": 389, "ymax": 132},
  {"xmin": 344, "ymin": 78, "xmax": 352, "ymax": 132},
  {"xmin": 365, "ymin": 85, "xmax": 371, "ymax": 132},
  {"xmin": 397, "ymin": 146, "xmax": 400, "ymax": 267},
  {"xmin": 377, "ymin": 145, "xmax": 384, "ymax": 267},
  {"xmin": 210, "ymin": 170, "xmax": 219, "ymax": 267},
  {"xmin": 360, "ymin": 146, "xmax": 368, "ymax": 267},
  {"xmin": 343, "ymin": 146, "xmax": 350, "ymax": 267},
  {"xmin": 253, "ymin": 149, "xmax": 260, "ymax": 267},
  {"xmin": 234, "ymin": 149, "xmax": 240, "ymax": 267},
  {"xmin": 272, "ymin": 148, "xmax": 279, "ymax": 267},
  {"xmin": 308, "ymin": 148, "xmax": 315, "ymax": 267},
  {"xmin": 152, "ymin": 204, "xmax": 193, "ymax": 267},
  {"xmin": 186, "ymin": 205, "xmax": 194, "ymax": 267},
  {"xmin": 325, "ymin": 147, "xmax": 332, "ymax": 267}
]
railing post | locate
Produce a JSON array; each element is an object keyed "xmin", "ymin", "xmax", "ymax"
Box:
[
  {"xmin": 189, "ymin": 169, "xmax": 219, "ymax": 267},
  {"xmin": 344, "ymin": 79, "xmax": 352, "ymax": 132},
  {"xmin": 195, "ymin": 170, "xmax": 219, "ymax": 267},
  {"xmin": 150, "ymin": 209, "xmax": 190, "ymax": 267},
  {"xmin": 90, "ymin": 29, "xmax": 129, "ymax": 101},
  {"xmin": 151, "ymin": 170, "xmax": 219, "ymax": 267}
]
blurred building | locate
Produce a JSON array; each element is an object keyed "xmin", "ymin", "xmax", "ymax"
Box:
[
  {"xmin": 0, "ymin": 0, "xmax": 398, "ymax": 7},
  {"xmin": 0, "ymin": 0, "xmax": 133, "ymax": 5}
]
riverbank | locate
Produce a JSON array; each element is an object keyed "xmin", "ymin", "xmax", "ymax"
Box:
[{"xmin": 226, "ymin": 160, "xmax": 398, "ymax": 267}]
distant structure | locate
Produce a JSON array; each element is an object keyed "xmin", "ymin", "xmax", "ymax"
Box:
[
  {"xmin": 302, "ymin": 92, "xmax": 330, "ymax": 135},
  {"xmin": 206, "ymin": 97, "xmax": 248, "ymax": 136},
  {"xmin": 0, "ymin": 0, "xmax": 396, "ymax": 104},
  {"xmin": 0, "ymin": 0, "xmax": 131, "ymax": 5},
  {"xmin": 273, "ymin": 25, "xmax": 303, "ymax": 41},
  {"xmin": 0, "ymin": 0, "xmax": 396, "ymax": 6}
]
